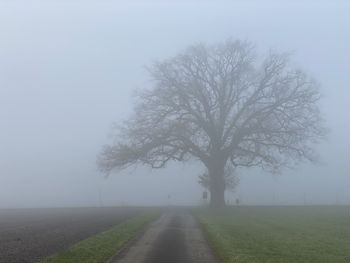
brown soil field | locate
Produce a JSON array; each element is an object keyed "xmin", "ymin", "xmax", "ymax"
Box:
[{"xmin": 0, "ymin": 207, "xmax": 141, "ymax": 263}]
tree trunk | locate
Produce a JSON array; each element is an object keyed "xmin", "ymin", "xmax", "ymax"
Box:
[{"xmin": 208, "ymin": 159, "xmax": 226, "ymax": 208}]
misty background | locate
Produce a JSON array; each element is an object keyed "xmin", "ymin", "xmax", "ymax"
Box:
[{"xmin": 0, "ymin": 0, "xmax": 349, "ymax": 208}]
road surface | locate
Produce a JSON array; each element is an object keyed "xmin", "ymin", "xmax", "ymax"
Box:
[{"xmin": 114, "ymin": 209, "xmax": 217, "ymax": 263}]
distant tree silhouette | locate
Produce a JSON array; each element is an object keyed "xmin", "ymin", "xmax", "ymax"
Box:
[{"xmin": 98, "ymin": 39, "xmax": 326, "ymax": 207}]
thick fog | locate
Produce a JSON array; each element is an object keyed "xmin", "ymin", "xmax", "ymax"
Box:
[{"xmin": 0, "ymin": 0, "xmax": 349, "ymax": 207}]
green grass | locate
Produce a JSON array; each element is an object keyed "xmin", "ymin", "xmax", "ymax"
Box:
[
  {"xmin": 39, "ymin": 212, "xmax": 158, "ymax": 263},
  {"xmin": 196, "ymin": 206, "xmax": 350, "ymax": 263}
]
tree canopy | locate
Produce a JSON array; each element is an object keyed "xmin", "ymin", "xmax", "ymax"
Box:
[{"xmin": 98, "ymin": 39, "xmax": 326, "ymax": 207}]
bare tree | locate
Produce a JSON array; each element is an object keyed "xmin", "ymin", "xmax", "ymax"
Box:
[{"xmin": 98, "ymin": 39, "xmax": 326, "ymax": 207}]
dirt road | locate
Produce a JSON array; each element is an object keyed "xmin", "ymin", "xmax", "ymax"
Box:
[
  {"xmin": 114, "ymin": 210, "xmax": 217, "ymax": 263},
  {"xmin": 0, "ymin": 207, "xmax": 140, "ymax": 263}
]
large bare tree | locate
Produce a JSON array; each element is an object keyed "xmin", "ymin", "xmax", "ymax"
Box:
[{"xmin": 98, "ymin": 39, "xmax": 325, "ymax": 207}]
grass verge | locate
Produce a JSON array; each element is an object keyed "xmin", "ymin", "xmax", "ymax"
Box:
[
  {"xmin": 196, "ymin": 206, "xmax": 350, "ymax": 263},
  {"xmin": 39, "ymin": 212, "xmax": 158, "ymax": 263}
]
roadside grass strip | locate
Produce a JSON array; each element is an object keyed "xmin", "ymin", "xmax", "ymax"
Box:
[
  {"xmin": 196, "ymin": 206, "xmax": 350, "ymax": 263},
  {"xmin": 39, "ymin": 212, "xmax": 158, "ymax": 263}
]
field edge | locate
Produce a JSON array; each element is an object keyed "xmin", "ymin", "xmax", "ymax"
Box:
[
  {"xmin": 38, "ymin": 212, "xmax": 159, "ymax": 263},
  {"xmin": 195, "ymin": 213, "xmax": 227, "ymax": 263}
]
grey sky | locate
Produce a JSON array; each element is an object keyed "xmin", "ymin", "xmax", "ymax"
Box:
[{"xmin": 0, "ymin": 0, "xmax": 349, "ymax": 207}]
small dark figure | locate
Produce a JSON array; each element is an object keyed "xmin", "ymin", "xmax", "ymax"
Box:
[
  {"xmin": 236, "ymin": 198, "xmax": 240, "ymax": 206},
  {"xmin": 203, "ymin": 191, "xmax": 208, "ymax": 200}
]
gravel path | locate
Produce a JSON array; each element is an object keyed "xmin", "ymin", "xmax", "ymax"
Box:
[
  {"xmin": 0, "ymin": 207, "xmax": 140, "ymax": 263},
  {"xmin": 114, "ymin": 210, "xmax": 217, "ymax": 263}
]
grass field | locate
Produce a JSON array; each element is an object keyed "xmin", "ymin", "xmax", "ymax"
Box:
[
  {"xmin": 197, "ymin": 206, "xmax": 350, "ymax": 263},
  {"xmin": 39, "ymin": 212, "xmax": 158, "ymax": 263}
]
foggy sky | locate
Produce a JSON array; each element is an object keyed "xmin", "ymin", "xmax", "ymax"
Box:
[{"xmin": 1, "ymin": 0, "xmax": 350, "ymax": 207}]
